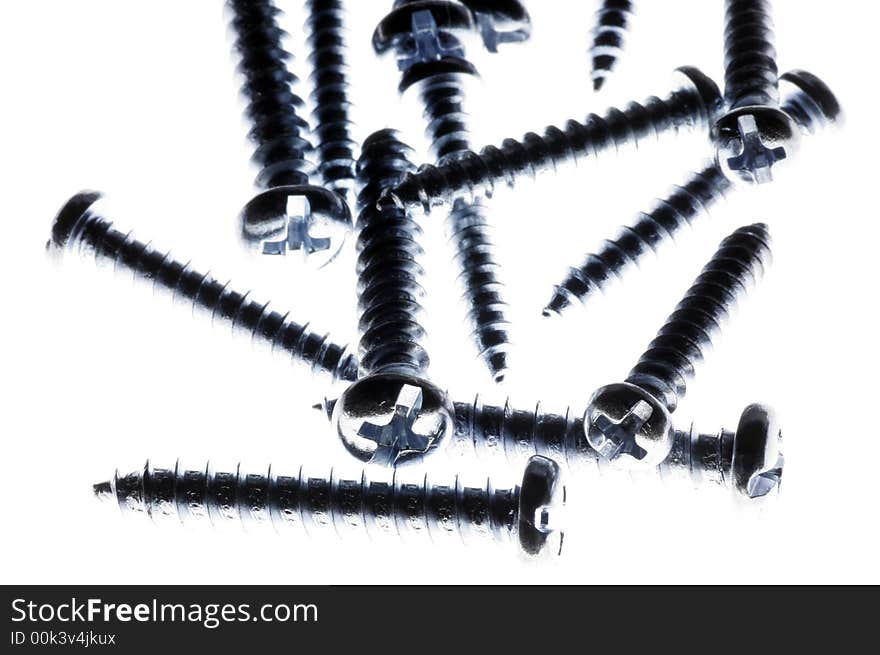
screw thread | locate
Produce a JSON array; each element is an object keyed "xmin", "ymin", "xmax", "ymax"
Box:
[
  {"xmin": 724, "ymin": 0, "xmax": 779, "ymax": 109},
  {"xmin": 228, "ymin": 0, "xmax": 313, "ymax": 189},
  {"xmin": 589, "ymin": 0, "xmax": 636, "ymax": 91},
  {"xmin": 356, "ymin": 130, "xmax": 430, "ymax": 377},
  {"xmin": 409, "ymin": 55, "xmax": 512, "ymax": 382},
  {"xmin": 383, "ymin": 71, "xmax": 720, "ymax": 211},
  {"xmin": 98, "ymin": 460, "xmax": 521, "ymax": 547},
  {"xmin": 305, "ymin": 0, "xmax": 357, "ymax": 200},
  {"xmin": 625, "ymin": 223, "xmax": 772, "ymax": 412},
  {"xmin": 53, "ymin": 197, "xmax": 357, "ymax": 382},
  {"xmin": 659, "ymin": 425, "xmax": 736, "ymax": 488},
  {"xmin": 453, "ymin": 398, "xmax": 754, "ymax": 488},
  {"xmin": 544, "ymin": 163, "xmax": 731, "ymax": 317},
  {"xmin": 417, "ymin": 67, "xmax": 476, "ymax": 163}
]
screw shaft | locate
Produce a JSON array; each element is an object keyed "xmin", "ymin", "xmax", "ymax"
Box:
[
  {"xmin": 589, "ymin": 0, "xmax": 636, "ymax": 91},
  {"xmin": 452, "ymin": 397, "xmax": 751, "ymax": 491},
  {"xmin": 305, "ymin": 0, "xmax": 357, "ymax": 200},
  {"xmin": 52, "ymin": 195, "xmax": 357, "ymax": 382},
  {"xmin": 724, "ymin": 0, "xmax": 779, "ymax": 109},
  {"xmin": 544, "ymin": 77, "xmax": 834, "ymax": 318},
  {"xmin": 544, "ymin": 163, "xmax": 731, "ymax": 317},
  {"xmin": 383, "ymin": 69, "xmax": 721, "ymax": 211},
  {"xmin": 228, "ymin": 0, "xmax": 313, "ymax": 189},
  {"xmin": 97, "ymin": 460, "xmax": 522, "ymax": 547},
  {"xmin": 355, "ymin": 131, "xmax": 430, "ymax": 376},
  {"xmin": 625, "ymin": 223, "xmax": 771, "ymax": 412}
]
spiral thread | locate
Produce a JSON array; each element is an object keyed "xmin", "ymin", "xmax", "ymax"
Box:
[
  {"xmin": 58, "ymin": 203, "xmax": 357, "ymax": 382},
  {"xmin": 724, "ymin": 0, "xmax": 779, "ymax": 109},
  {"xmin": 408, "ymin": 45, "xmax": 512, "ymax": 381},
  {"xmin": 383, "ymin": 72, "xmax": 720, "ymax": 211},
  {"xmin": 356, "ymin": 130, "xmax": 429, "ymax": 377},
  {"xmin": 97, "ymin": 461, "xmax": 521, "ymax": 547},
  {"xmin": 626, "ymin": 223, "xmax": 772, "ymax": 412},
  {"xmin": 589, "ymin": 0, "xmax": 636, "ymax": 92},
  {"xmin": 544, "ymin": 164, "xmax": 732, "ymax": 317},
  {"xmin": 228, "ymin": 0, "xmax": 314, "ymax": 189},
  {"xmin": 305, "ymin": 0, "xmax": 357, "ymax": 199}
]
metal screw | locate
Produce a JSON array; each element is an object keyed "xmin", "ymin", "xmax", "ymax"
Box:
[
  {"xmin": 93, "ymin": 455, "xmax": 565, "ymax": 557},
  {"xmin": 712, "ymin": 0, "xmax": 799, "ymax": 185},
  {"xmin": 585, "ymin": 223, "xmax": 772, "ymax": 468},
  {"xmin": 380, "ymin": 65, "xmax": 722, "ymax": 212},
  {"xmin": 332, "ymin": 130, "xmax": 455, "ymax": 467},
  {"xmin": 589, "ymin": 0, "xmax": 636, "ymax": 91},
  {"xmin": 48, "ymin": 192, "xmax": 358, "ymax": 382},
  {"xmin": 305, "ymin": 0, "xmax": 358, "ymax": 202},
  {"xmin": 543, "ymin": 69, "xmax": 840, "ymax": 318},
  {"xmin": 454, "ymin": 398, "xmax": 783, "ymax": 499},
  {"xmin": 228, "ymin": 0, "xmax": 351, "ymax": 266},
  {"xmin": 319, "ymin": 396, "xmax": 783, "ymax": 499},
  {"xmin": 373, "ymin": 2, "xmax": 523, "ymax": 382}
]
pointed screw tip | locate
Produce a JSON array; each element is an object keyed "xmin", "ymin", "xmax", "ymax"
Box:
[{"xmin": 93, "ymin": 481, "xmax": 113, "ymax": 502}]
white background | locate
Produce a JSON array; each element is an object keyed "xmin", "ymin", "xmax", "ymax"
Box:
[{"xmin": 1, "ymin": 1, "xmax": 878, "ymax": 584}]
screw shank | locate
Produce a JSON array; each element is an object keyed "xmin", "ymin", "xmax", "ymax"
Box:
[
  {"xmin": 51, "ymin": 194, "xmax": 357, "ymax": 381},
  {"xmin": 625, "ymin": 223, "xmax": 772, "ymax": 412}
]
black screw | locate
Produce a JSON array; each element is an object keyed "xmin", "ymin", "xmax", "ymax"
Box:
[
  {"xmin": 48, "ymin": 192, "xmax": 358, "ymax": 382},
  {"xmin": 588, "ymin": 0, "xmax": 636, "ymax": 91},
  {"xmin": 453, "ymin": 397, "xmax": 783, "ymax": 499},
  {"xmin": 94, "ymin": 455, "xmax": 565, "ymax": 557},
  {"xmin": 332, "ymin": 131, "xmax": 455, "ymax": 468},
  {"xmin": 228, "ymin": 0, "xmax": 351, "ymax": 265},
  {"xmin": 381, "ymin": 66, "xmax": 722, "ymax": 212},
  {"xmin": 585, "ymin": 224, "xmax": 772, "ymax": 468},
  {"xmin": 543, "ymin": 69, "xmax": 841, "ymax": 319}
]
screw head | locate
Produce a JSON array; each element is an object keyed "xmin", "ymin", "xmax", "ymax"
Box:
[
  {"xmin": 372, "ymin": 1, "xmax": 476, "ymax": 56},
  {"xmin": 712, "ymin": 106, "xmax": 801, "ymax": 185},
  {"xmin": 518, "ymin": 455, "xmax": 565, "ymax": 557},
  {"xmin": 585, "ymin": 383, "xmax": 674, "ymax": 469},
  {"xmin": 731, "ymin": 403, "xmax": 784, "ymax": 499},
  {"xmin": 332, "ymin": 373, "xmax": 454, "ymax": 468},
  {"xmin": 672, "ymin": 66, "xmax": 725, "ymax": 125},
  {"xmin": 48, "ymin": 191, "xmax": 104, "ymax": 254},
  {"xmin": 238, "ymin": 185, "xmax": 352, "ymax": 269},
  {"xmin": 779, "ymin": 69, "xmax": 844, "ymax": 132}
]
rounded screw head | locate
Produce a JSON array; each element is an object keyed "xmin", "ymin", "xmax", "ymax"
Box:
[
  {"xmin": 779, "ymin": 69, "xmax": 844, "ymax": 130},
  {"xmin": 518, "ymin": 455, "xmax": 565, "ymax": 557},
  {"xmin": 372, "ymin": 1, "xmax": 475, "ymax": 55},
  {"xmin": 712, "ymin": 106, "xmax": 801, "ymax": 186},
  {"xmin": 238, "ymin": 185, "xmax": 352, "ymax": 269},
  {"xmin": 672, "ymin": 66, "xmax": 725, "ymax": 124},
  {"xmin": 585, "ymin": 383, "xmax": 674, "ymax": 469},
  {"xmin": 732, "ymin": 403, "xmax": 784, "ymax": 499},
  {"xmin": 332, "ymin": 373, "xmax": 454, "ymax": 468},
  {"xmin": 48, "ymin": 190, "xmax": 103, "ymax": 253}
]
